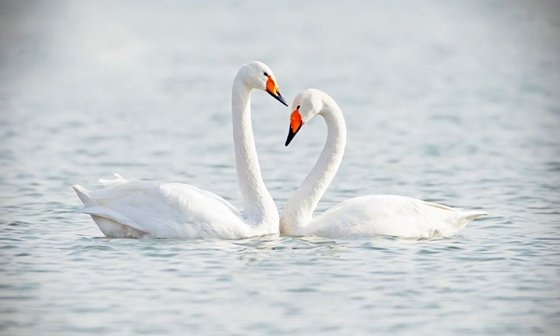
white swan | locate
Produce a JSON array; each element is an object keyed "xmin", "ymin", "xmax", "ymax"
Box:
[
  {"xmin": 73, "ymin": 61, "xmax": 287, "ymax": 239},
  {"xmin": 280, "ymin": 89, "xmax": 487, "ymax": 239}
]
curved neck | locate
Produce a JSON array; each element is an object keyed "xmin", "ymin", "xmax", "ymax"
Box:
[
  {"xmin": 231, "ymin": 74, "xmax": 278, "ymax": 229},
  {"xmin": 280, "ymin": 96, "xmax": 347, "ymax": 235}
]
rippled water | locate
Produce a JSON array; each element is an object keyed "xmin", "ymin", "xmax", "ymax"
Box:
[{"xmin": 1, "ymin": 1, "xmax": 559, "ymax": 335}]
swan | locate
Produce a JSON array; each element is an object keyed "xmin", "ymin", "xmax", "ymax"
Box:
[
  {"xmin": 280, "ymin": 89, "xmax": 487, "ymax": 239},
  {"xmin": 73, "ymin": 61, "xmax": 287, "ymax": 239}
]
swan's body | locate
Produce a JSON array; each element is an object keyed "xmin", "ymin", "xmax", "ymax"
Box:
[
  {"xmin": 73, "ymin": 61, "xmax": 287, "ymax": 239},
  {"xmin": 73, "ymin": 176, "xmax": 256, "ymax": 238},
  {"xmin": 302, "ymin": 195, "xmax": 487, "ymax": 238},
  {"xmin": 280, "ymin": 89, "xmax": 487, "ymax": 239}
]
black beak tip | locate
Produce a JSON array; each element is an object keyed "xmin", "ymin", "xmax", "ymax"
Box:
[
  {"xmin": 285, "ymin": 124, "xmax": 301, "ymax": 147},
  {"xmin": 285, "ymin": 132, "xmax": 294, "ymax": 146},
  {"xmin": 277, "ymin": 91, "xmax": 288, "ymax": 106},
  {"xmin": 268, "ymin": 89, "xmax": 288, "ymax": 106}
]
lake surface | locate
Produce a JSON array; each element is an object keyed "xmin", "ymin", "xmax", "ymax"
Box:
[{"xmin": 1, "ymin": 1, "xmax": 559, "ymax": 335}]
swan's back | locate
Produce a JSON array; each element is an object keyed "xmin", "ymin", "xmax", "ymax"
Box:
[
  {"xmin": 307, "ymin": 195, "xmax": 486, "ymax": 238},
  {"xmin": 74, "ymin": 176, "xmax": 250, "ymax": 239}
]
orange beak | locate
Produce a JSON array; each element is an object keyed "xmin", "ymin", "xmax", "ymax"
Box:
[
  {"xmin": 285, "ymin": 109, "xmax": 303, "ymax": 146},
  {"xmin": 265, "ymin": 76, "xmax": 287, "ymax": 106}
]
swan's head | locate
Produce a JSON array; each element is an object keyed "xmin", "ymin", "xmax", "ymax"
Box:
[
  {"xmin": 238, "ymin": 61, "xmax": 287, "ymax": 106},
  {"xmin": 285, "ymin": 89, "xmax": 325, "ymax": 146}
]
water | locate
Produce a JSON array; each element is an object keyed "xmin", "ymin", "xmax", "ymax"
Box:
[{"xmin": 1, "ymin": 0, "xmax": 559, "ymax": 335}]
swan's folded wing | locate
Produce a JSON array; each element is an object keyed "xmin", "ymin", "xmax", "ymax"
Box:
[
  {"xmin": 163, "ymin": 182, "xmax": 241, "ymax": 217},
  {"xmin": 308, "ymin": 195, "xmax": 472, "ymax": 238},
  {"xmin": 80, "ymin": 181, "xmax": 247, "ymax": 238},
  {"xmin": 308, "ymin": 195, "xmax": 429, "ymax": 238}
]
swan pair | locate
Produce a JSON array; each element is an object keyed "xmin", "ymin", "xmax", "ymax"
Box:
[{"xmin": 73, "ymin": 61, "xmax": 486, "ymax": 239}]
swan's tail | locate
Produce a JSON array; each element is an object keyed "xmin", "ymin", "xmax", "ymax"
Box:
[
  {"xmin": 72, "ymin": 182, "xmax": 144, "ymax": 238},
  {"xmin": 73, "ymin": 173, "xmax": 127, "ymax": 207},
  {"xmin": 72, "ymin": 184, "xmax": 97, "ymax": 208},
  {"xmin": 459, "ymin": 210, "xmax": 488, "ymax": 225},
  {"xmin": 462, "ymin": 210, "xmax": 488, "ymax": 221}
]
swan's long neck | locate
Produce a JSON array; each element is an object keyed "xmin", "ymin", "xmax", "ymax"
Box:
[
  {"xmin": 280, "ymin": 96, "xmax": 346, "ymax": 235},
  {"xmin": 231, "ymin": 75, "xmax": 278, "ymax": 230}
]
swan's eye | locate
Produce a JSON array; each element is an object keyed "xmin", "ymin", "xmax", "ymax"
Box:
[
  {"xmin": 297, "ymin": 105, "xmax": 300, "ymax": 109},
  {"xmin": 263, "ymin": 71, "xmax": 269, "ymax": 77}
]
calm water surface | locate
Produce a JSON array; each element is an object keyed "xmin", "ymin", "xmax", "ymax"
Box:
[{"xmin": 1, "ymin": 1, "xmax": 559, "ymax": 335}]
